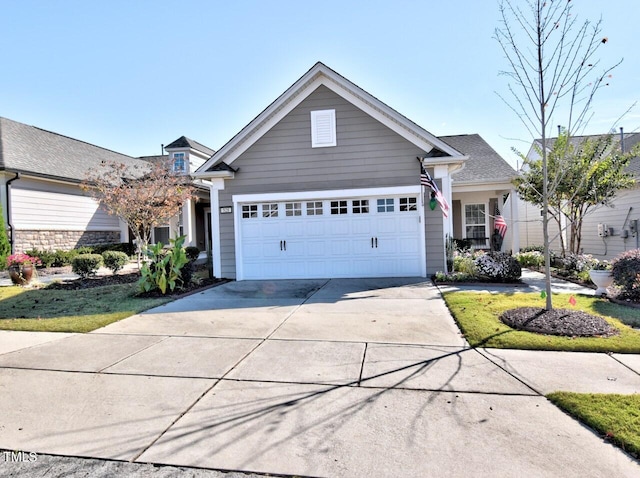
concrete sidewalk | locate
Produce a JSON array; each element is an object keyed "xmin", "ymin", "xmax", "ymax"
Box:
[
  {"xmin": 0, "ymin": 278, "xmax": 638, "ymax": 477},
  {"xmin": 438, "ymin": 268, "xmax": 596, "ymax": 295}
]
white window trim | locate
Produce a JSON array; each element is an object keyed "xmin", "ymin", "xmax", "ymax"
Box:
[
  {"xmin": 310, "ymin": 109, "xmax": 337, "ymax": 148},
  {"xmin": 463, "ymin": 202, "xmax": 489, "ymax": 249},
  {"xmin": 172, "ymin": 152, "xmax": 187, "ymax": 173},
  {"xmin": 233, "ymin": 186, "xmax": 419, "ymax": 204}
]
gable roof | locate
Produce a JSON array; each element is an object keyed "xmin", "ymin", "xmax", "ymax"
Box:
[
  {"xmin": 196, "ymin": 62, "xmax": 467, "ymax": 176},
  {"xmin": 0, "ymin": 116, "xmax": 144, "ymax": 183},
  {"xmin": 440, "ymin": 134, "xmax": 516, "ymax": 184},
  {"xmin": 165, "ymin": 136, "xmax": 215, "ymax": 156}
]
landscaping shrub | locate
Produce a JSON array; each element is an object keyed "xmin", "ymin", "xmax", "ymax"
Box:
[
  {"xmin": 611, "ymin": 249, "xmax": 640, "ymax": 301},
  {"xmin": 54, "ymin": 250, "xmax": 73, "ymax": 267},
  {"xmin": 102, "ymin": 251, "xmax": 129, "ymax": 274},
  {"xmin": 185, "ymin": 246, "xmax": 200, "ymax": 262},
  {"xmin": 453, "ymin": 251, "xmax": 477, "ymax": 275},
  {"xmin": 559, "ymin": 253, "xmax": 592, "ymax": 275},
  {"xmin": 520, "ymin": 245, "xmax": 544, "ymax": 253},
  {"xmin": 71, "ymin": 254, "xmax": 103, "ymax": 279},
  {"xmin": 474, "ymin": 252, "xmax": 522, "ymax": 282},
  {"xmin": 515, "ymin": 250, "xmax": 544, "ymax": 268},
  {"xmin": 75, "ymin": 246, "xmax": 94, "ymax": 255},
  {"xmin": 25, "ymin": 249, "xmax": 55, "ymax": 268},
  {"xmin": 138, "ymin": 235, "xmax": 189, "ymax": 294},
  {"xmin": 0, "ymin": 203, "xmax": 10, "ymax": 271},
  {"xmin": 453, "ymin": 238, "xmax": 473, "ymax": 251},
  {"xmin": 91, "ymin": 242, "xmax": 135, "ymax": 256}
]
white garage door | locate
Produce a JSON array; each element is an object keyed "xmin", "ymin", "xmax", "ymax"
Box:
[{"xmin": 237, "ymin": 194, "xmax": 424, "ymax": 280}]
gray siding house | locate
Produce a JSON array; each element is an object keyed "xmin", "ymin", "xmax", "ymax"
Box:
[
  {"xmin": 0, "ymin": 117, "xmax": 211, "ymax": 254},
  {"xmin": 195, "ymin": 62, "xmax": 473, "ymax": 280},
  {"xmin": 518, "ymin": 132, "xmax": 640, "ymax": 258}
]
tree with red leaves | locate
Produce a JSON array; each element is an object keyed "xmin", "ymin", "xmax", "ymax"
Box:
[{"xmin": 82, "ymin": 159, "xmax": 194, "ymax": 264}]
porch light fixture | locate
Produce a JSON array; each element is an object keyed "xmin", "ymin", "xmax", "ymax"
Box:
[{"xmin": 429, "ymin": 192, "xmax": 437, "ymax": 211}]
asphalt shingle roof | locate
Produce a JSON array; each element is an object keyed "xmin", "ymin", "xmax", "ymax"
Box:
[
  {"xmin": 439, "ymin": 134, "xmax": 516, "ymax": 184},
  {"xmin": 165, "ymin": 136, "xmax": 215, "ymax": 156},
  {"xmin": 0, "ymin": 117, "xmax": 144, "ymax": 182}
]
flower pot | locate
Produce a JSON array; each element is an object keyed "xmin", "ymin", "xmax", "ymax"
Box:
[
  {"xmin": 589, "ymin": 269, "xmax": 613, "ymax": 295},
  {"xmin": 8, "ymin": 264, "xmax": 34, "ymax": 285}
]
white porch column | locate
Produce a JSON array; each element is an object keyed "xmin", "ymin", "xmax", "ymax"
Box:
[
  {"xmin": 208, "ymin": 179, "xmax": 224, "ymax": 278},
  {"xmin": 118, "ymin": 218, "xmax": 129, "ymax": 243},
  {"xmin": 182, "ymin": 200, "xmax": 195, "ymax": 246},
  {"xmin": 434, "ymin": 164, "xmax": 453, "ymax": 237},
  {"xmin": 509, "ymin": 189, "xmax": 520, "ymax": 254}
]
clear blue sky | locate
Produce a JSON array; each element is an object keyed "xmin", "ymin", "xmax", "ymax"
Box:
[{"xmin": 1, "ymin": 0, "xmax": 638, "ymax": 168}]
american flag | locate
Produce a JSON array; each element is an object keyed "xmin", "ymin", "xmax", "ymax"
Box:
[
  {"xmin": 494, "ymin": 205, "xmax": 507, "ymax": 239},
  {"xmin": 420, "ymin": 166, "xmax": 449, "ymax": 218}
]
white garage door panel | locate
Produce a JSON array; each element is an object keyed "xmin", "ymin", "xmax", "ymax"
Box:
[{"xmin": 238, "ymin": 195, "xmax": 424, "ymax": 280}]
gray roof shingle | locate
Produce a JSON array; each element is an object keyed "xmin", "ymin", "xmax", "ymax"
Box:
[
  {"xmin": 165, "ymin": 136, "xmax": 215, "ymax": 156},
  {"xmin": 439, "ymin": 134, "xmax": 516, "ymax": 184},
  {"xmin": 0, "ymin": 117, "xmax": 144, "ymax": 182}
]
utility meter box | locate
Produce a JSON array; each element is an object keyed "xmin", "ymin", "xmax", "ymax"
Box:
[
  {"xmin": 630, "ymin": 219, "xmax": 638, "ymax": 236},
  {"xmin": 597, "ymin": 224, "xmax": 609, "ymax": 237}
]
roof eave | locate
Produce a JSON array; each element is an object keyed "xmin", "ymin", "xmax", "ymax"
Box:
[{"xmin": 196, "ymin": 62, "xmax": 464, "ymax": 173}]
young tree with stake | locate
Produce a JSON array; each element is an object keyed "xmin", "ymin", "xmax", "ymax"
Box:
[{"xmin": 495, "ymin": 0, "xmax": 621, "ymax": 310}]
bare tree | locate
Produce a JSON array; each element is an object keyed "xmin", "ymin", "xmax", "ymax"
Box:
[
  {"xmin": 82, "ymin": 159, "xmax": 194, "ymax": 265},
  {"xmin": 495, "ymin": 0, "xmax": 620, "ymax": 310}
]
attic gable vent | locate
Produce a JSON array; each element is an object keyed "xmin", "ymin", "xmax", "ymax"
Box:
[{"xmin": 310, "ymin": 109, "xmax": 336, "ymax": 148}]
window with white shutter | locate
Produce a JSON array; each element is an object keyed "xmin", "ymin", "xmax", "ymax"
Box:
[{"xmin": 310, "ymin": 109, "xmax": 336, "ymax": 148}]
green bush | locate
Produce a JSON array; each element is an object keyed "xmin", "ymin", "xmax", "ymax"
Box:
[
  {"xmin": 24, "ymin": 249, "xmax": 54, "ymax": 268},
  {"xmin": 75, "ymin": 246, "xmax": 94, "ymax": 254},
  {"xmin": 185, "ymin": 246, "xmax": 200, "ymax": 262},
  {"xmin": 520, "ymin": 245, "xmax": 544, "ymax": 253},
  {"xmin": 102, "ymin": 251, "xmax": 129, "ymax": 274},
  {"xmin": 53, "ymin": 250, "xmax": 72, "ymax": 267},
  {"xmin": 72, "ymin": 254, "xmax": 103, "ymax": 279},
  {"xmin": 453, "ymin": 254, "xmax": 477, "ymax": 274},
  {"xmin": 138, "ymin": 235, "xmax": 189, "ymax": 294},
  {"xmin": 515, "ymin": 250, "xmax": 544, "ymax": 268},
  {"xmin": 0, "ymin": 203, "xmax": 10, "ymax": 271},
  {"xmin": 453, "ymin": 238, "xmax": 473, "ymax": 251},
  {"xmin": 611, "ymin": 249, "xmax": 640, "ymax": 301},
  {"xmin": 91, "ymin": 242, "xmax": 135, "ymax": 256}
]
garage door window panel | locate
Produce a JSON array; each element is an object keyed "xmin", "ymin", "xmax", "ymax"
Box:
[
  {"xmin": 377, "ymin": 198, "xmax": 394, "ymax": 212},
  {"xmin": 285, "ymin": 202, "xmax": 302, "ymax": 217},
  {"xmin": 400, "ymin": 197, "xmax": 417, "ymax": 211},
  {"xmin": 352, "ymin": 199, "xmax": 369, "ymax": 214},
  {"xmin": 306, "ymin": 201, "xmax": 323, "ymax": 216},
  {"xmin": 262, "ymin": 203, "xmax": 279, "ymax": 218},
  {"xmin": 242, "ymin": 204, "xmax": 258, "ymax": 219},
  {"xmin": 331, "ymin": 200, "xmax": 348, "ymax": 215}
]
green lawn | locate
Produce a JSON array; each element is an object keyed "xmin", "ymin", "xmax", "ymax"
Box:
[
  {"xmin": 548, "ymin": 392, "xmax": 640, "ymax": 458},
  {"xmin": 0, "ymin": 283, "xmax": 171, "ymax": 332},
  {"xmin": 442, "ymin": 291, "xmax": 640, "ymax": 353}
]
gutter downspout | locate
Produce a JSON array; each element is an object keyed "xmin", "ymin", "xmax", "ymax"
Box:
[{"xmin": 5, "ymin": 172, "xmax": 20, "ymax": 254}]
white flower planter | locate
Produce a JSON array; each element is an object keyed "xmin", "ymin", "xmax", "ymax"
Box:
[{"xmin": 589, "ymin": 270, "xmax": 614, "ymax": 296}]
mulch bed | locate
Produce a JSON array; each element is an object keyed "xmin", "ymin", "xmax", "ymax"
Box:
[
  {"xmin": 21, "ymin": 266, "xmax": 225, "ymax": 296},
  {"xmin": 500, "ymin": 307, "xmax": 619, "ymax": 338}
]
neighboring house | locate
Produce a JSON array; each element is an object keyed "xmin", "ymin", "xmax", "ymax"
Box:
[
  {"xmin": 517, "ymin": 131, "xmax": 640, "ymax": 259},
  {"xmin": 193, "ymin": 62, "xmax": 518, "ymax": 280},
  {"xmin": 143, "ymin": 135, "xmax": 214, "ymax": 253},
  {"xmin": 0, "ymin": 117, "xmax": 210, "ymax": 254}
]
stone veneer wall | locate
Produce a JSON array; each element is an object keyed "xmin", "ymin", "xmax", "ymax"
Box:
[{"xmin": 14, "ymin": 230, "xmax": 121, "ymax": 252}]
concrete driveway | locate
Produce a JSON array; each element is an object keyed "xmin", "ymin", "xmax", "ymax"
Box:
[{"xmin": 0, "ymin": 278, "xmax": 638, "ymax": 477}]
